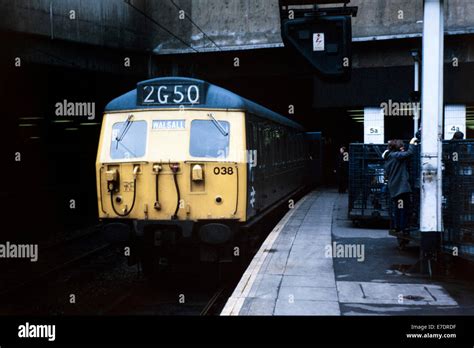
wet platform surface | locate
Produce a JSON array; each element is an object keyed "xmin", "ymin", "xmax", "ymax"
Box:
[{"xmin": 221, "ymin": 189, "xmax": 474, "ymax": 316}]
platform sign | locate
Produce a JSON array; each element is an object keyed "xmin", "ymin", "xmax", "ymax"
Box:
[
  {"xmin": 313, "ymin": 33, "xmax": 325, "ymax": 51},
  {"xmin": 367, "ymin": 126, "xmax": 381, "ymax": 135},
  {"xmin": 364, "ymin": 107, "xmax": 384, "ymax": 144},
  {"xmin": 279, "ymin": 2, "xmax": 356, "ymax": 78},
  {"xmin": 281, "ymin": 15, "xmax": 353, "ymax": 78},
  {"xmin": 444, "ymin": 105, "xmax": 466, "ymax": 140}
]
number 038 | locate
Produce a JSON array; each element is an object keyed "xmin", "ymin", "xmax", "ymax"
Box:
[{"xmin": 213, "ymin": 167, "xmax": 234, "ymax": 175}]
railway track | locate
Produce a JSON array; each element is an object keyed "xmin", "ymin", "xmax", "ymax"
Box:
[
  {"xmin": 0, "ymin": 202, "xmax": 276, "ymax": 315},
  {"xmin": 200, "ymin": 286, "xmax": 228, "ymax": 316},
  {"xmin": 98, "ymin": 272, "xmax": 234, "ymax": 316},
  {"xmin": 0, "ymin": 244, "xmax": 112, "ymax": 298},
  {"xmin": 0, "ymin": 225, "xmax": 113, "ymax": 299}
]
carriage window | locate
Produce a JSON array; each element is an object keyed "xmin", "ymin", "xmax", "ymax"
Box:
[
  {"xmin": 110, "ymin": 120, "xmax": 147, "ymax": 160},
  {"xmin": 190, "ymin": 120, "xmax": 230, "ymax": 158}
]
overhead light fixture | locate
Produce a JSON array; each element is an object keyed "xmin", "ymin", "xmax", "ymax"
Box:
[
  {"xmin": 18, "ymin": 124, "xmax": 37, "ymax": 127},
  {"xmin": 19, "ymin": 117, "xmax": 44, "ymax": 121}
]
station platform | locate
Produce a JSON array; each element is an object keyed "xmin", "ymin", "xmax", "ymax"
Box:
[{"xmin": 221, "ymin": 189, "xmax": 472, "ymax": 316}]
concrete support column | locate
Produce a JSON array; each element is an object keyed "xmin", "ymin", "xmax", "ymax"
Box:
[{"xmin": 420, "ymin": 0, "xmax": 444, "ymax": 265}]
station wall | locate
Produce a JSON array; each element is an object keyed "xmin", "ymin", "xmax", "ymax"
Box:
[{"xmin": 2, "ymin": 0, "xmax": 474, "ymax": 54}]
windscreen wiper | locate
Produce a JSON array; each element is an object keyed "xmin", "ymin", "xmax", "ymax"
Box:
[
  {"xmin": 116, "ymin": 114, "xmax": 134, "ymax": 149},
  {"xmin": 207, "ymin": 112, "xmax": 228, "ymax": 136},
  {"xmin": 116, "ymin": 141, "xmax": 137, "ymax": 158}
]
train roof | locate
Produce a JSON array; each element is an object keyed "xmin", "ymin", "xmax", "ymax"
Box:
[{"xmin": 104, "ymin": 77, "xmax": 304, "ymax": 130}]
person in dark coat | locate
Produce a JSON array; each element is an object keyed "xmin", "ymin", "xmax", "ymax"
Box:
[
  {"xmin": 336, "ymin": 146, "xmax": 349, "ymax": 193},
  {"xmin": 382, "ymin": 138, "xmax": 418, "ymax": 233},
  {"xmin": 452, "ymin": 131, "xmax": 464, "ymax": 140}
]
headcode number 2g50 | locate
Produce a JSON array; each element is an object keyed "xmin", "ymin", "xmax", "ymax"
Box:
[{"xmin": 214, "ymin": 167, "xmax": 234, "ymax": 175}]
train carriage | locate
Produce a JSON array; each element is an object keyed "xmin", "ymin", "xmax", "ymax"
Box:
[{"xmin": 96, "ymin": 77, "xmax": 309, "ymax": 273}]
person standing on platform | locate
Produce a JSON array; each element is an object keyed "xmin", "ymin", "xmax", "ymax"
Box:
[
  {"xmin": 382, "ymin": 138, "xmax": 418, "ymax": 235},
  {"xmin": 336, "ymin": 146, "xmax": 349, "ymax": 193},
  {"xmin": 452, "ymin": 131, "xmax": 464, "ymax": 140}
]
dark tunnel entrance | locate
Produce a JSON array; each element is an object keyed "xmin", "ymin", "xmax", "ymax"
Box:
[{"xmin": 2, "ymin": 62, "xmax": 145, "ymax": 243}]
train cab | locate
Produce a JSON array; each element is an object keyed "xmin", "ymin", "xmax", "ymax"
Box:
[{"xmin": 96, "ymin": 77, "xmax": 307, "ymax": 270}]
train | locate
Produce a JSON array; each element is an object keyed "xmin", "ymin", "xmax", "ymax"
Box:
[{"xmin": 95, "ymin": 77, "xmax": 319, "ymax": 275}]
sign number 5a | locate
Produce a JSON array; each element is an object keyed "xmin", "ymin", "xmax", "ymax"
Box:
[{"xmin": 368, "ymin": 127, "xmax": 380, "ymax": 134}]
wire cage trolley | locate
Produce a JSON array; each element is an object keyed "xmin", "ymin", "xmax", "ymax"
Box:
[
  {"xmin": 348, "ymin": 144, "xmax": 390, "ymax": 224},
  {"xmin": 442, "ymin": 140, "xmax": 474, "ymax": 260},
  {"xmin": 348, "ymin": 143, "xmax": 420, "ymax": 227}
]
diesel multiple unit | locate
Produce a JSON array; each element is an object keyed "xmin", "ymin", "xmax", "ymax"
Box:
[{"xmin": 96, "ymin": 77, "xmax": 312, "ymax": 274}]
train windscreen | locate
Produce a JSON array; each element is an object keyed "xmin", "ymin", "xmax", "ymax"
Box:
[
  {"xmin": 189, "ymin": 120, "xmax": 230, "ymax": 159},
  {"xmin": 110, "ymin": 120, "xmax": 148, "ymax": 160}
]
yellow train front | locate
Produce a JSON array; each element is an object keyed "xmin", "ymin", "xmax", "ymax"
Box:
[{"xmin": 96, "ymin": 77, "xmax": 308, "ymax": 274}]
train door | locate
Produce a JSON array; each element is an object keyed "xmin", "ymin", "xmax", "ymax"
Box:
[
  {"xmin": 306, "ymin": 132, "xmax": 323, "ymax": 187},
  {"xmin": 246, "ymin": 117, "xmax": 262, "ymax": 218}
]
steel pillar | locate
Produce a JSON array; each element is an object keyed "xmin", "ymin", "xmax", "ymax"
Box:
[{"xmin": 420, "ymin": 0, "xmax": 444, "ymax": 271}]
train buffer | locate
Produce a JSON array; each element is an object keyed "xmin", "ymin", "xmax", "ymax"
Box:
[{"xmin": 221, "ymin": 189, "xmax": 468, "ymax": 316}]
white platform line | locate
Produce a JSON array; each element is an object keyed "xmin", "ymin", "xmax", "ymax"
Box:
[{"xmin": 220, "ymin": 194, "xmax": 311, "ymax": 316}]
